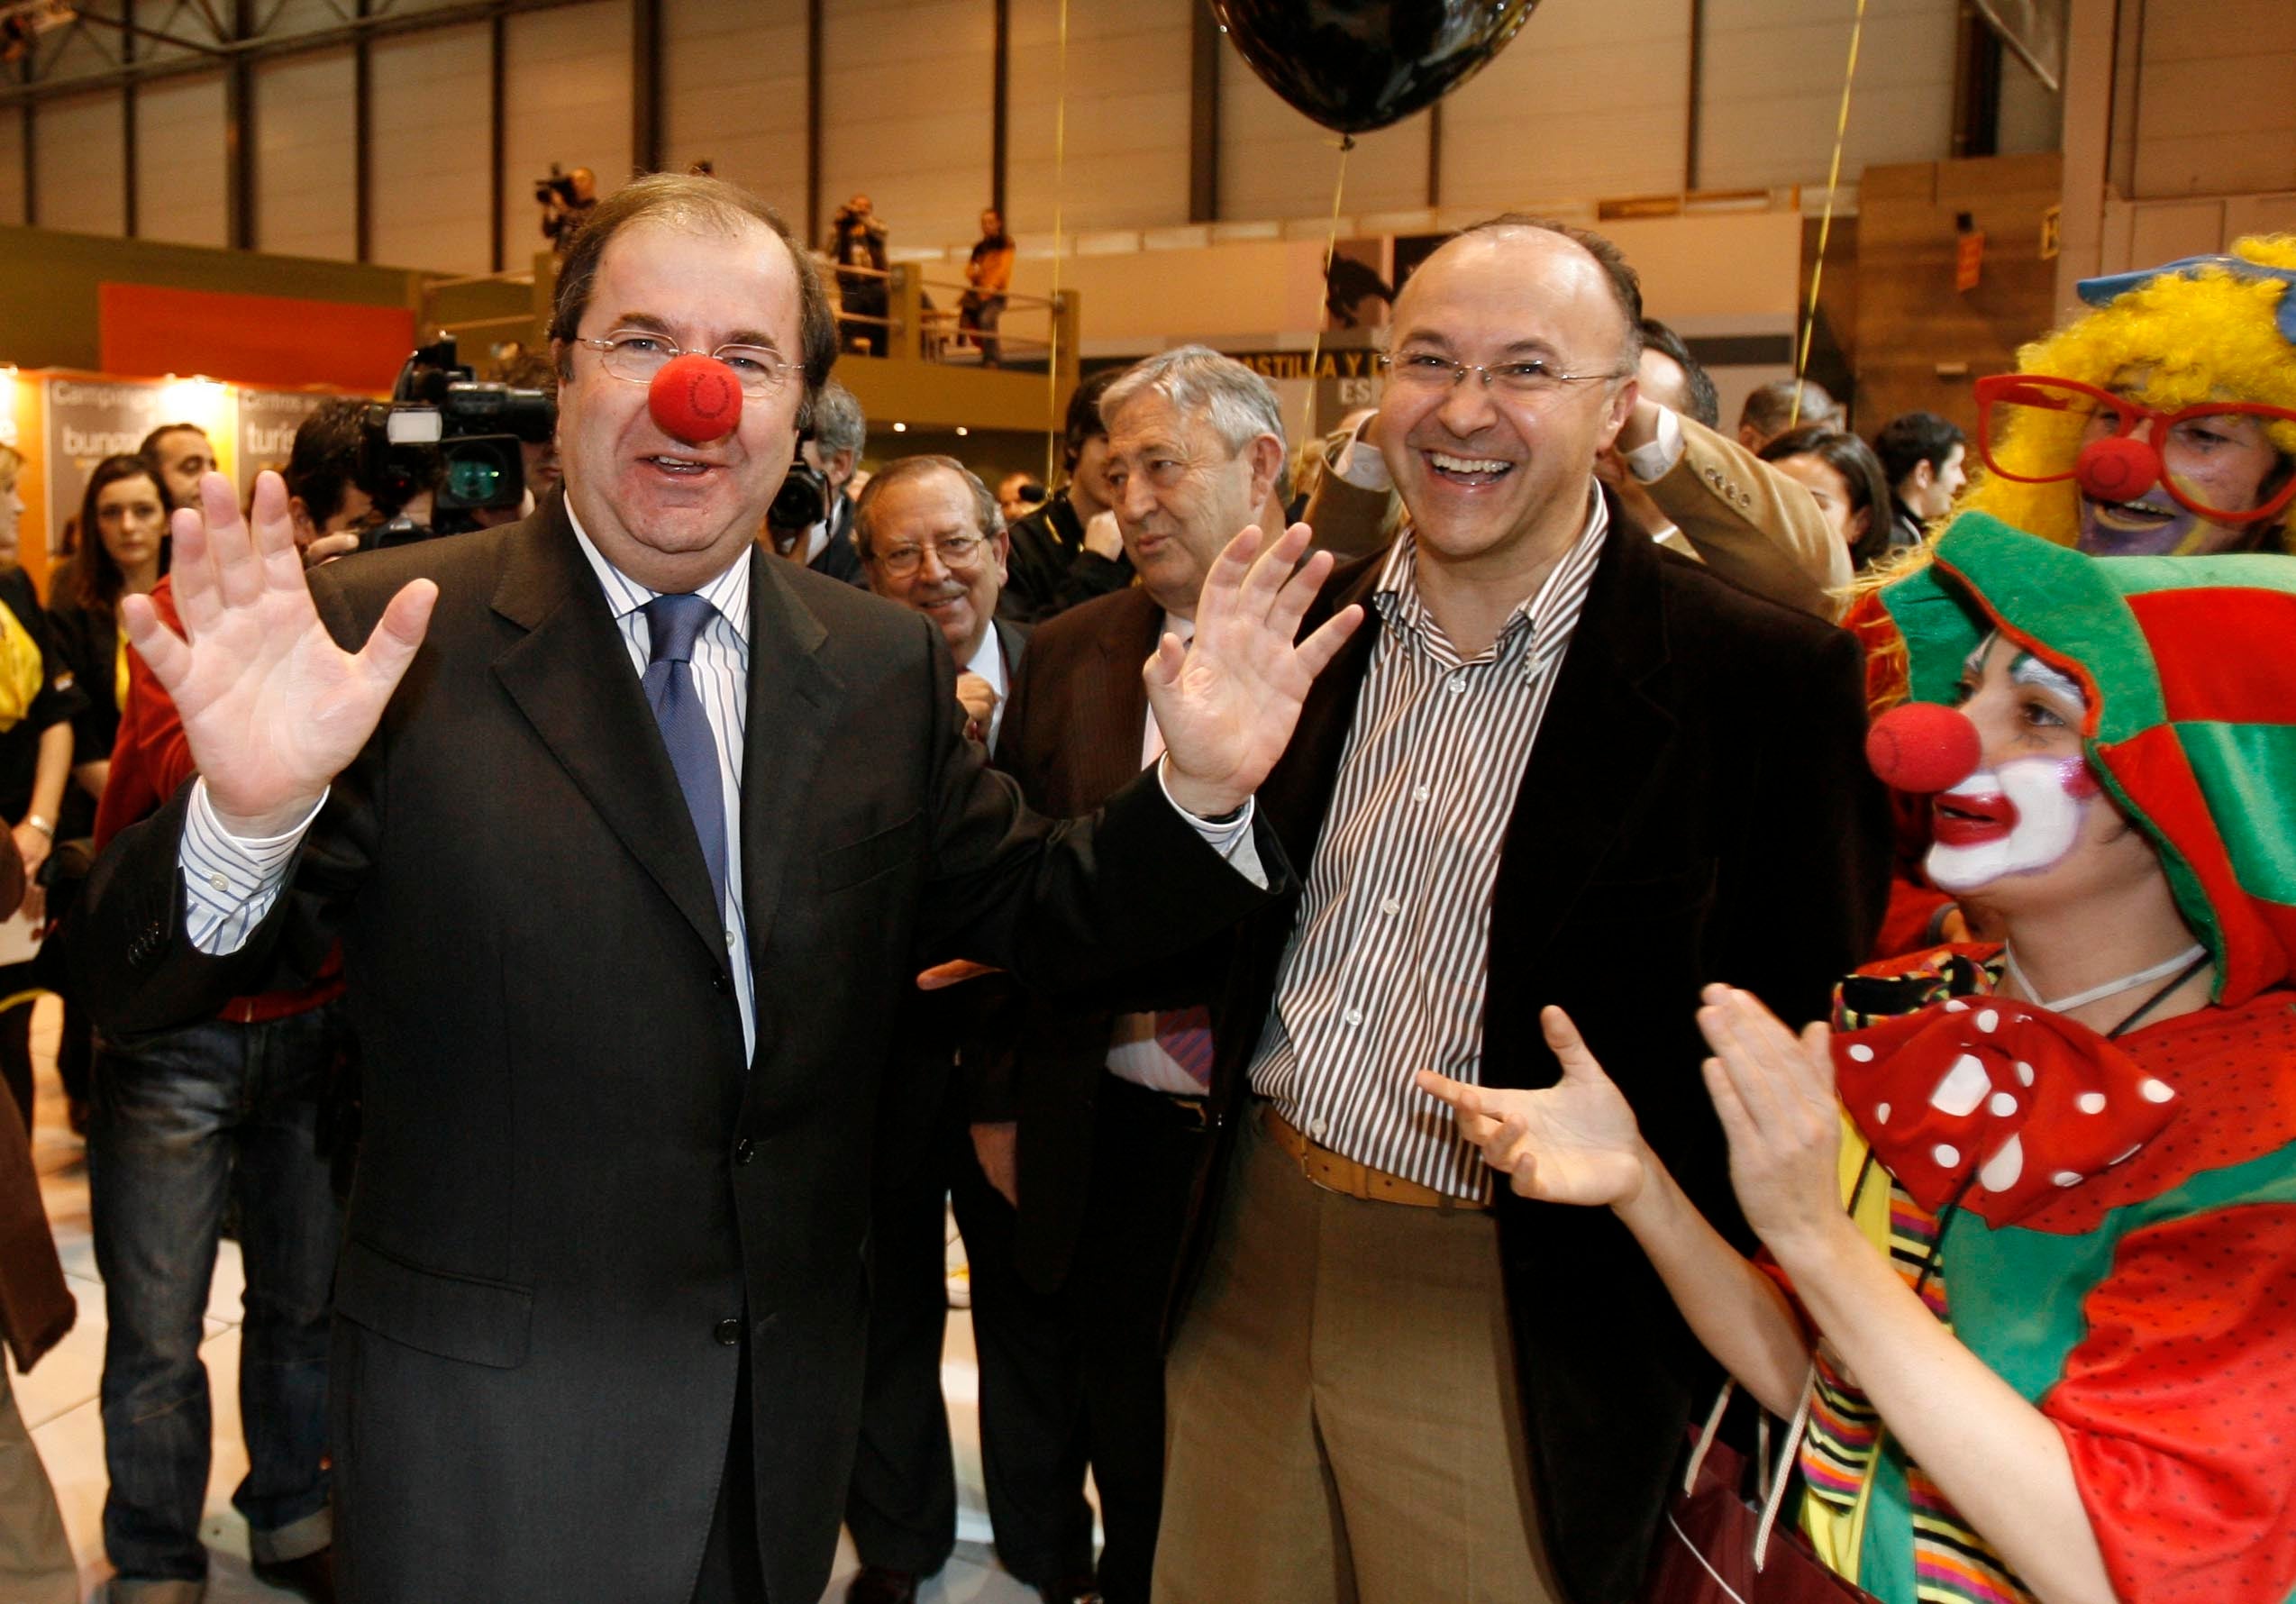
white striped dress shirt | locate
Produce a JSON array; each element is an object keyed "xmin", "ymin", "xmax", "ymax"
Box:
[
  {"xmin": 1246, "ymin": 495, "xmax": 1610, "ymax": 1200},
  {"xmin": 182, "ymin": 511, "xmax": 762, "ymax": 1062}
]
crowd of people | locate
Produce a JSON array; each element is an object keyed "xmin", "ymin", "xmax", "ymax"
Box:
[{"xmin": 0, "ymin": 170, "xmax": 2291, "ymax": 1604}]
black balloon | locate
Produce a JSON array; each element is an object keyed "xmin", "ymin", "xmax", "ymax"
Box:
[{"xmin": 1211, "ymin": 0, "xmax": 1538, "ymax": 135}]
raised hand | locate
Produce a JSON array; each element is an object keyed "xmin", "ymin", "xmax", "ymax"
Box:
[
  {"xmin": 123, "ymin": 471, "xmax": 436, "ymax": 836},
  {"xmin": 1145, "ymin": 523, "xmax": 1363, "ymax": 817},
  {"xmin": 1415, "ymin": 1007, "xmax": 1649, "ymax": 1206},
  {"xmin": 1693, "ymin": 985, "xmax": 1846, "ymax": 1257}
]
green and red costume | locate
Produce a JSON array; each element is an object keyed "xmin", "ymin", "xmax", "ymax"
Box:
[{"xmin": 1790, "ymin": 515, "xmax": 2296, "ymax": 1604}]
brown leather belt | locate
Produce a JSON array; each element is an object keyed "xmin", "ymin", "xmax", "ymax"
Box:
[{"xmin": 1262, "ymin": 1106, "xmax": 1490, "ymax": 1212}]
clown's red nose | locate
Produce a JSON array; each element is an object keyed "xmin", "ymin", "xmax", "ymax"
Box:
[
  {"xmin": 2073, "ymin": 434, "xmax": 2160, "ymax": 506},
  {"xmin": 1865, "ymin": 702, "xmax": 1982, "ymax": 794},
  {"xmin": 648, "ymin": 354, "xmax": 743, "ymax": 444}
]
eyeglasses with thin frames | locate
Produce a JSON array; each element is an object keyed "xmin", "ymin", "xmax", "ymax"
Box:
[
  {"xmin": 869, "ymin": 535, "xmax": 992, "ymax": 578},
  {"xmin": 1375, "ymin": 351, "xmax": 1625, "ymax": 400},
  {"xmin": 576, "ymin": 330, "xmax": 801, "ymax": 396}
]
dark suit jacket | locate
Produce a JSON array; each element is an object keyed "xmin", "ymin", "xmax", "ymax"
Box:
[
  {"xmin": 807, "ymin": 493, "xmax": 866, "ymax": 587},
  {"xmin": 977, "ymin": 585, "xmax": 1190, "ymax": 1290},
  {"xmin": 75, "ymin": 500, "xmax": 1280, "ymax": 1604},
  {"xmin": 1175, "ymin": 500, "xmax": 1891, "ymax": 1604}
]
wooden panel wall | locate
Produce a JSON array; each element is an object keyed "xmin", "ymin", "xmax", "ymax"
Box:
[
  {"xmin": 33, "ymin": 91, "xmax": 126, "ymax": 238},
  {"xmin": 1005, "ymin": 0, "xmax": 1192, "ymax": 237},
  {"xmin": 1699, "ymin": 0, "xmax": 1957, "ymax": 192},
  {"xmin": 0, "ymin": 115, "xmax": 23, "ymax": 228},
  {"xmin": 1854, "ymin": 152, "xmax": 2062, "ymax": 437},
  {"xmin": 819, "ymin": 0, "xmax": 997, "ymax": 253},
  {"xmin": 1440, "ymin": 0, "xmax": 1691, "ymax": 208},
  {"xmin": 661, "ymin": 0, "xmax": 811, "ymax": 229},
  {"xmin": 254, "ymin": 49, "xmax": 358, "ymax": 262},
  {"xmin": 2123, "ymin": 0, "xmax": 2296, "ymax": 199},
  {"xmin": 497, "ymin": 0, "xmax": 634, "ymax": 269},
  {"xmin": 369, "ymin": 25, "xmax": 496, "ymax": 277},
  {"xmin": 134, "ymin": 73, "xmax": 230, "ymax": 250}
]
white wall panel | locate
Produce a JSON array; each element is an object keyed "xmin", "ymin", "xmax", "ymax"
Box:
[
  {"xmin": 662, "ymin": 0, "xmax": 809, "ymax": 230},
  {"xmin": 0, "ymin": 114, "xmax": 23, "ymax": 227},
  {"xmin": 370, "ymin": 24, "xmax": 494, "ymax": 274},
  {"xmin": 1216, "ymin": 49, "xmax": 1430, "ymax": 223},
  {"xmin": 255, "ymin": 49, "xmax": 357, "ymax": 260},
  {"xmin": 34, "ymin": 90, "xmax": 126, "ymax": 236},
  {"xmin": 1442, "ymin": 0, "xmax": 1692, "ymax": 210},
  {"xmin": 1698, "ymin": 0, "xmax": 1958, "ymax": 194},
  {"xmin": 135, "ymin": 73, "xmax": 229, "ymax": 248},
  {"xmin": 820, "ymin": 0, "xmax": 996, "ymax": 254},
  {"xmin": 1006, "ymin": 0, "xmax": 1191, "ymax": 240},
  {"xmin": 500, "ymin": 0, "xmax": 634, "ymax": 268}
]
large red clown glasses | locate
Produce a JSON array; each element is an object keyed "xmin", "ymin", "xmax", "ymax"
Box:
[{"xmin": 1974, "ymin": 373, "xmax": 2296, "ymax": 527}]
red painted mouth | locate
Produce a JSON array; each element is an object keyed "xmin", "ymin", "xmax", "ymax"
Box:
[{"xmin": 1932, "ymin": 787, "xmax": 2018, "ymax": 846}]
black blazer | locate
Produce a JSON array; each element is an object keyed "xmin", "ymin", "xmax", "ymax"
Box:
[
  {"xmin": 75, "ymin": 500, "xmax": 1280, "ymax": 1604},
  {"xmin": 1177, "ymin": 505, "xmax": 1891, "ymax": 1604}
]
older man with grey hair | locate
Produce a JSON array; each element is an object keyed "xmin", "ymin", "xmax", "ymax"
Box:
[{"xmin": 952, "ymin": 343, "xmax": 1292, "ymax": 1604}]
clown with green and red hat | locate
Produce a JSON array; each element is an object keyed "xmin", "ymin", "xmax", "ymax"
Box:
[{"xmin": 1421, "ymin": 513, "xmax": 2296, "ymax": 1603}]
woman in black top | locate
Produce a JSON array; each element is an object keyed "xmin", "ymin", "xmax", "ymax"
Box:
[
  {"xmin": 41, "ymin": 454, "xmax": 169, "ymax": 1129},
  {"xmin": 0, "ymin": 444, "xmax": 87, "ymax": 1130}
]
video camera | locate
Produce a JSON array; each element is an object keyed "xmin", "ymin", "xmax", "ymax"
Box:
[
  {"xmin": 534, "ymin": 165, "xmax": 580, "ymax": 206},
  {"xmin": 361, "ymin": 336, "xmax": 554, "ymax": 547},
  {"xmin": 766, "ymin": 453, "xmax": 830, "ymax": 545}
]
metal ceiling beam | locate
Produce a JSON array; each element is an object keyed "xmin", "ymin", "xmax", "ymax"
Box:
[{"xmin": 0, "ymin": 0, "xmax": 588, "ymax": 105}]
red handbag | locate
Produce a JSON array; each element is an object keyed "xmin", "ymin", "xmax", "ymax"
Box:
[{"xmin": 1638, "ymin": 1384, "xmax": 1874, "ymax": 1604}]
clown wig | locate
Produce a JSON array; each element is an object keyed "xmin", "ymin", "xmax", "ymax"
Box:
[{"xmin": 1957, "ymin": 233, "xmax": 2296, "ymax": 552}]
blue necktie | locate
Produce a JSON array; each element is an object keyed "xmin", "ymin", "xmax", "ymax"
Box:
[{"xmin": 642, "ymin": 593, "xmax": 728, "ymax": 913}]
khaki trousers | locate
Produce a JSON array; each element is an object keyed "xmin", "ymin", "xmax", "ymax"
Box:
[
  {"xmin": 0, "ymin": 1359, "xmax": 79, "ymax": 1604},
  {"xmin": 1155, "ymin": 1107, "xmax": 1560, "ymax": 1604}
]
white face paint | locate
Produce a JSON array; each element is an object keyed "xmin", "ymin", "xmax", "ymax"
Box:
[{"xmin": 1926, "ymin": 756, "xmax": 2091, "ymax": 893}]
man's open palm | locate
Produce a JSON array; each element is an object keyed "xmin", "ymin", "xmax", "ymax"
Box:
[
  {"xmin": 125, "ymin": 471, "xmax": 436, "ymax": 835},
  {"xmin": 1144, "ymin": 523, "xmax": 1362, "ymax": 817}
]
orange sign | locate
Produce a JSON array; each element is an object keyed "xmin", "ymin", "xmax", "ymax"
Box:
[{"xmin": 1954, "ymin": 231, "xmax": 1987, "ymax": 294}]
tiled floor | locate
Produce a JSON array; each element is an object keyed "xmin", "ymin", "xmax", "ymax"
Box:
[{"xmin": 12, "ymin": 998, "xmax": 1042, "ymax": 1604}]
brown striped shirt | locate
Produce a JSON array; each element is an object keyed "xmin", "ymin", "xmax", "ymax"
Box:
[{"xmin": 1246, "ymin": 496, "xmax": 1610, "ymax": 1199}]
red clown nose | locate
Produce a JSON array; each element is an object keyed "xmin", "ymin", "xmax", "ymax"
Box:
[
  {"xmin": 2073, "ymin": 434, "xmax": 2161, "ymax": 505},
  {"xmin": 648, "ymin": 353, "xmax": 743, "ymax": 444},
  {"xmin": 1865, "ymin": 702, "xmax": 1982, "ymax": 794}
]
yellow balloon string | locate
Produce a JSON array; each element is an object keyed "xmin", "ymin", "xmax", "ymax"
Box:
[
  {"xmin": 1043, "ymin": 0, "xmax": 1071, "ymax": 490},
  {"xmin": 1298, "ymin": 133, "xmax": 1356, "ymax": 455},
  {"xmin": 1792, "ymin": 0, "xmax": 1868, "ymax": 428}
]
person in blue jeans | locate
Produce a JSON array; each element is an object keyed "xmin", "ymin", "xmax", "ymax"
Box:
[
  {"xmin": 88, "ymin": 1001, "xmax": 346, "ymax": 1603},
  {"xmin": 86, "ymin": 558, "xmax": 353, "ymax": 1604}
]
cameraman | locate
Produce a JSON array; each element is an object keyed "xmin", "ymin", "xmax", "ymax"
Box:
[
  {"xmin": 539, "ymin": 166, "xmax": 598, "ymax": 257},
  {"xmin": 825, "ymin": 193, "xmax": 889, "ymax": 354},
  {"xmin": 763, "ymin": 378, "xmax": 868, "ymax": 587}
]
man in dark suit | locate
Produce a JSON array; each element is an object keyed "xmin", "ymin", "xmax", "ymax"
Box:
[
  {"xmin": 841, "ymin": 453, "xmax": 1033, "ymax": 1604},
  {"xmin": 960, "ymin": 347, "xmax": 1291, "ymax": 1604},
  {"xmin": 1152, "ymin": 218, "xmax": 1890, "ymax": 1603},
  {"xmin": 76, "ymin": 173, "xmax": 1362, "ymax": 1604}
]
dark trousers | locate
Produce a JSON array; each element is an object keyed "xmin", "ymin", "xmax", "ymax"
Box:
[
  {"xmin": 87, "ymin": 1002, "xmax": 346, "ymax": 1582},
  {"xmin": 843, "ymin": 1076, "xmax": 968, "ymax": 1577},
  {"xmin": 957, "ymin": 1074, "xmax": 1207, "ymax": 1603}
]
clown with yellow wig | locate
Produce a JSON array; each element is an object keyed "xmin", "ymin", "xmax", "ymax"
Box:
[{"xmin": 1966, "ymin": 237, "xmax": 2296, "ymax": 557}]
